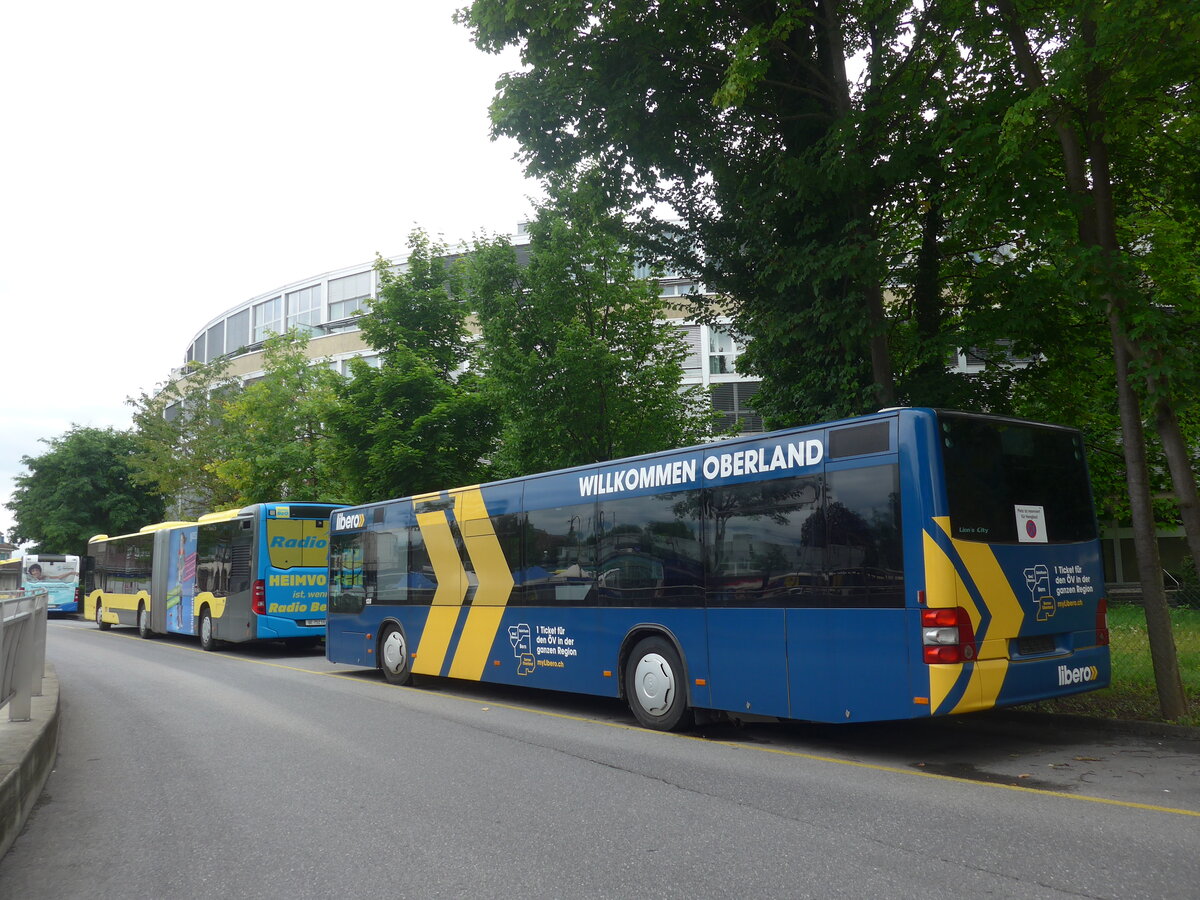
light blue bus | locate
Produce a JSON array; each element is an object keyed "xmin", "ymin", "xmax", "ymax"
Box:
[
  {"xmin": 326, "ymin": 409, "xmax": 1110, "ymax": 729},
  {"xmin": 22, "ymin": 554, "xmax": 81, "ymax": 614}
]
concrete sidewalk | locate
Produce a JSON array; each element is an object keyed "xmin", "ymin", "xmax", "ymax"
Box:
[{"xmin": 0, "ymin": 665, "xmax": 60, "ymax": 860}]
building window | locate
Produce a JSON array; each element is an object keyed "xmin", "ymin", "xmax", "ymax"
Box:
[
  {"xmin": 677, "ymin": 324, "xmax": 702, "ymax": 377},
  {"xmin": 329, "ymin": 271, "xmax": 372, "ymax": 322},
  {"xmin": 335, "ymin": 353, "xmax": 382, "ymax": 377},
  {"xmin": 226, "ymin": 309, "xmax": 250, "ymax": 354},
  {"xmin": 192, "ymin": 332, "xmax": 206, "ymax": 365},
  {"xmin": 206, "ymin": 322, "xmax": 225, "ymax": 361},
  {"xmin": 286, "ymin": 285, "xmax": 322, "ymax": 334},
  {"xmin": 708, "ymin": 326, "xmax": 742, "ymax": 375},
  {"xmin": 712, "ymin": 381, "xmax": 762, "ymax": 433},
  {"xmin": 253, "ymin": 297, "xmax": 282, "ymax": 343}
]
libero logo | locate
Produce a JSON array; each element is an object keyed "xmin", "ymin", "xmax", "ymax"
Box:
[
  {"xmin": 334, "ymin": 511, "xmax": 367, "ymax": 531},
  {"xmin": 1058, "ymin": 664, "xmax": 1100, "ymax": 686}
]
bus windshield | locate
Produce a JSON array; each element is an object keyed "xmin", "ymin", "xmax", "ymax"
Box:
[{"xmin": 939, "ymin": 413, "xmax": 1097, "ymax": 544}]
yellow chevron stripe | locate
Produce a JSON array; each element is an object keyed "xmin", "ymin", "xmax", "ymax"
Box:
[
  {"xmin": 448, "ymin": 489, "xmax": 515, "ymax": 681},
  {"xmin": 951, "ymin": 537, "xmax": 1024, "ymax": 711},
  {"xmin": 923, "ymin": 522, "xmax": 963, "ymax": 713},
  {"xmin": 412, "ymin": 508, "xmax": 467, "ymax": 676}
]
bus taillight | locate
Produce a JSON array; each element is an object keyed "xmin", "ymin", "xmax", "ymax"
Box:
[
  {"xmin": 1096, "ymin": 596, "xmax": 1109, "ymax": 646},
  {"xmin": 922, "ymin": 607, "xmax": 977, "ymax": 664},
  {"xmin": 252, "ymin": 579, "xmax": 266, "ymax": 616}
]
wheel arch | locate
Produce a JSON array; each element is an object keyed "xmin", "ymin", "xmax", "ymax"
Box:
[
  {"xmin": 375, "ymin": 616, "xmax": 409, "ymax": 665},
  {"xmin": 618, "ymin": 624, "xmax": 693, "ymax": 707}
]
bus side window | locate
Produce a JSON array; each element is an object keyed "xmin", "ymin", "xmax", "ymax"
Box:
[
  {"xmin": 597, "ymin": 491, "xmax": 702, "ymax": 609},
  {"xmin": 522, "ymin": 502, "xmax": 597, "ymax": 606},
  {"xmin": 824, "ymin": 464, "xmax": 904, "ymax": 608},
  {"xmin": 704, "ymin": 476, "xmax": 823, "ymax": 608}
]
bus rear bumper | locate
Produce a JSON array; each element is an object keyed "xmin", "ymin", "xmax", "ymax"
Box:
[
  {"xmin": 255, "ymin": 615, "xmax": 326, "ymax": 640},
  {"xmin": 930, "ymin": 646, "xmax": 1110, "ymax": 715}
]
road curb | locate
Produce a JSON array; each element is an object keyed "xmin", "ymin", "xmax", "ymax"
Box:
[{"xmin": 0, "ymin": 665, "xmax": 60, "ymax": 861}]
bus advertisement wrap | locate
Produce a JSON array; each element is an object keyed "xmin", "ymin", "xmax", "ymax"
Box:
[{"xmin": 325, "ymin": 409, "xmax": 1111, "ymax": 729}]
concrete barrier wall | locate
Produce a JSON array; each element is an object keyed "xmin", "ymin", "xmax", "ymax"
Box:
[{"xmin": 0, "ymin": 666, "xmax": 59, "ymax": 860}]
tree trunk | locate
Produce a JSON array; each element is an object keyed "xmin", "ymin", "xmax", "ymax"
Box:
[
  {"xmin": 1153, "ymin": 394, "xmax": 1200, "ymax": 582},
  {"xmin": 815, "ymin": 0, "xmax": 896, "ymax": 409},
  {"xmin": 1109, "ymin": 317, "xmax": 1187, "ymax": 719},
  {"xmin": 1085, "ymin": 27, "xmax": 1187, "ymax": 719}
]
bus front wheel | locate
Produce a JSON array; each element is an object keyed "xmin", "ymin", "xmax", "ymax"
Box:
[
  {"xmin": 199, "ymin": 610, "xmax": 218, "ymax": 651},
  {"xmin": 96, "ymin": 604, "xmax": 111, "ymax": 631},
  {"xmin": 624, "ymin": 636, "xmax": 693, "ymax": 732},
  {"xmin": 379, "ymin": 625, "xmax": 412, "ymax": 686}
]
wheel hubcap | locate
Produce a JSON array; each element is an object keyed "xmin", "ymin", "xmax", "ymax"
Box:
[
  {"xmin": 382, "ymin": 630, "xmax": 407, "ymax": 675},
  {"xmin": 633, "ymin": 652, "xmax": 675, "ymax": 717}
]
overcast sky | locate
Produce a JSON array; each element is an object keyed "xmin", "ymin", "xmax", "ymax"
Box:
[{"xmin": 0, "ymin": 2, "xmax": 542, "ymax": 542}]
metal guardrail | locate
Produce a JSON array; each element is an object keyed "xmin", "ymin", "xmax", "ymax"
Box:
[{"xmin": 0, "ymin": 590, "xmax": 48, "ymax": 722}]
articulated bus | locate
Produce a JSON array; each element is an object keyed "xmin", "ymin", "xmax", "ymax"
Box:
[
  {"xmin": 326, "ymin": 409, "xmax": 1110, "ymax": 729},
  {"xmin": 84, "ymin": 502, "xmax": 341, "ymax": 649}
]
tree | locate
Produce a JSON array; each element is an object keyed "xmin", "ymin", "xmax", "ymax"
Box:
[
  {"xmin": 128, "ymin": 356, "xmax": 243, "ymax": 518},
  {"xmin": 209, "ymin": 330, "xmax": 350, "ymax": 503},
  {"xmin": 458, "ymin": 1, "xmax": 935, "ymax": 423},
  {"xmin": 467, "ymin": 199, "xmax": 720, "ymax": 476},
  {"xmin": 988, "ymin": 0, "xmax": 1195, "ymax": 717},
  {"xmin": 323, "ymin": 232, "xmax": 499, "ymax": 501},
  {"xmin": 7, "ymin": 427, "xmax": 166, "ymax": 553}
]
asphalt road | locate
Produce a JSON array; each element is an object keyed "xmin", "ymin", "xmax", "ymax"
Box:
[{"xmin": 1, "ymin": 618, "xmax": 1197, "ymax": 899}]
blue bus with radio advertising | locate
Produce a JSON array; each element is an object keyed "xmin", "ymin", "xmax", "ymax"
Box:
[
  {"xmin": 325, "ymin": 409, "xmax": 1110, "ymax": 729},
  {"xmin": 85, "ymin": 502, "xmax": 341, "ymax": 649}
]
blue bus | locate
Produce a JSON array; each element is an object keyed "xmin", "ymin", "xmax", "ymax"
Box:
[
  {"xmin": 325, "ymin": 409, "xmax": 1110, "ymax": 728},
  {"xmin": 85, "ymin": 502, "xmax": 341, "ymax": 649}
]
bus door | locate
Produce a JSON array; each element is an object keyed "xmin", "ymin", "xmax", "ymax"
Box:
[
  {"xmin": 702, "ymin": 473, "xmax": 806, "ymax": 720},
  {"xmin": 154, "ymin": 526, "xmax": 199, "ymax": 635},
  {"xmin": 259, "ymin": 511, "xmax": 331, "ymax": 637},
  {"xmin": 786, "ymin": 457, "xmax": 912, "ymax": 723}
]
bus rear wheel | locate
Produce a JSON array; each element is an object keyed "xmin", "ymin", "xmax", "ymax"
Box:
[
  {"xmin": 199, "ymin": 610, "xmax": 218, "ymax": 651},
  {"xmin": 96, "ymin": 604, "xmax": 111, "ymax": 631},
  {"xmin": 138, "ymin": 605, "xmax": 153, "ymax": 639},
  {"xmin": 624, "ymin": 636, "xmax": 693, "ymax": 731},
  {"xmin": 379, "ymin": 625, "xmax": 411, "ymax": 686}
]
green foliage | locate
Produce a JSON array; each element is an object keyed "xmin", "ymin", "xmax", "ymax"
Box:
[
  {"xmin": 459, "ymin": 1, "xmax": 913, "ymax": 422},
  {"xmin": 128, "ymin": 356, "xmax": 243, "ymax": 517},
  {"xmin": 467, "ymin": 200, "xmax": 720, "ymax": 476},
  {"xmin": 361, "ymin": 231, "xmax": 471, "ymax": 377},
  {"xmin": 324, "ymin": 229, "xmax": 499, "ymax": 501},
  {"xmin": 209, "ymin": 331, "xmax": 350, "ymax": 504},
  {"xmin": 6, "ymin": 427, "xmax": 166, "ymax": 553}
]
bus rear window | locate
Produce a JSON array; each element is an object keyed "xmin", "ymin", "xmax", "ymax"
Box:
[
  {"xmin": 939, "ymin": 414, "xmax": 1096, "ymax": 543},
  {"xmin": 266, "ymin": 518, "xmax": 331, "ymax": 569}
]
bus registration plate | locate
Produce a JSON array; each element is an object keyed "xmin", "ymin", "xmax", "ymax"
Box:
[{"xmin": 303, "ymin": 619, "xmax": 326, "ymax": 628}]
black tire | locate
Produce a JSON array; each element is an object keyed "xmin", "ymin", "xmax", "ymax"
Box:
[
  {"xmin": 199, "ymin": 609, "xmax": 218, "ymax": 651},
  {"xmin": 96, "ymin": 603, "xmax": 112, "ymax": 631},
  {"xmin": 137, "ymin": 604, "xmax": 153, "ymax": 639},
  {"xmin": 624, "ymin": 636, "xmax": 693, "ymax": 731},
  {"xmin": 378, "ymin": 624, "xmax": 412, "ymax": 686}
]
